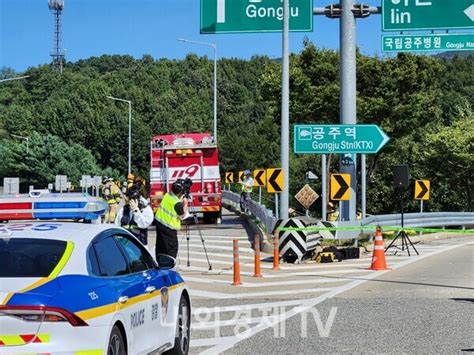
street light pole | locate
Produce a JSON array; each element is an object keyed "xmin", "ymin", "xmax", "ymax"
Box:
[
  {"xmin": 177, "ymin": 38, "xmax": 218, "ymax": 143},
  {"xmin": 107, "ymin": 96, "xmax": 132, "ymax": 175}
]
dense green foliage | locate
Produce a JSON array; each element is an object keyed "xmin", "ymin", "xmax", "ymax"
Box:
[{"xmin": 1, "ymin": 43, "xmax": 472, "ymax": 214}]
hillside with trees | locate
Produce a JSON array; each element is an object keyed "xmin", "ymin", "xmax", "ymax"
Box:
[{"xmin": 1, "ymin": 41, "xmax": 472, "ymax": 214}]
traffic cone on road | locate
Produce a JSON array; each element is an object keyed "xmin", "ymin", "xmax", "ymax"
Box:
[{"xmin": 370, "ymin": 226, "xmax": 389, "ymax": 270}]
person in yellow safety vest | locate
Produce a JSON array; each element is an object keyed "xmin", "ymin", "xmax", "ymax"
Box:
[
  {"xmin": 154, "ymin": 179, "xmax": 189, "ymax": 259},
  {"xmin": 239, "ymin": 170, "xmax": 254, "ymax": 213},
  {"xmin": 102, "ymin": 177, "xmax": 121, "ymax": 223}
]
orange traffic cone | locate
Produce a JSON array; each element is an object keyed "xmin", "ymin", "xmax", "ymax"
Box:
[{"xmin": 370, "ymin": 226, "xmax": 389, "ymax": 270}]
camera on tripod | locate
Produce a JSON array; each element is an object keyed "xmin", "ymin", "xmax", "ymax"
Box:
[{"xmin": 182, "ymin": 178, "xmax": 193, "ymax": 199}]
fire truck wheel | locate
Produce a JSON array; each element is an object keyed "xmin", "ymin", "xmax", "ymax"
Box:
[
  {"xmin": 203, "ymin": 213, "xmax": 213, "ymax": 224},
  {"xmin": 203, "ymin": 212, "xmax": 221, "ymax": 224}
]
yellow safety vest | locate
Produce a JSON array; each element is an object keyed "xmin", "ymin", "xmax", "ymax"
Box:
[
  {"xmin": 241, "ymin": 177, "xmax": 253, "ymax": 193},
  {"xmin": 155, "ymin": 193, "xmax": 181, "ymax": 230}
]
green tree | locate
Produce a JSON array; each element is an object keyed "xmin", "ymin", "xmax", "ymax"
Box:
[{"xmin": 0, "ymin": 132, "xmax": 118, "ymax": 190}]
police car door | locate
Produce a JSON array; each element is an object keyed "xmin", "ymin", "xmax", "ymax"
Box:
[
  {"xmin": 114, "ymin": 234, "xmax": 163, "ymax": 353},
  {"xmin": 92, "ymin": 234, "xmax": 149, "ymax": 354},
  {"xmin": 143, "ymin": 256, "xmax": 176, "ymax": 351}
]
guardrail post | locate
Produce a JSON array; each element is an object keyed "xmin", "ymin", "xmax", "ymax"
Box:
[
  {"xmin": 253, "ymin": 235, "xmax": 262, "ymax": 277},
  {"xmin": 232, "ymin": 240, "xmax": 242, "ymax": 286},
  {"xmin": 272, "ymin": 230, "xmax": 280, "ymax": 270}
]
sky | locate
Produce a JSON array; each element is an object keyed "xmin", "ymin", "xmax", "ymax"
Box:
[{"xmin": 0, "ymin": 0, "xmax": 386, "ymax": 72}]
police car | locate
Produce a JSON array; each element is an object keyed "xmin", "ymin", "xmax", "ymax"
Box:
[{"xmin": 0, "ymin": 192, "xmax": 190, "ymax": 354}]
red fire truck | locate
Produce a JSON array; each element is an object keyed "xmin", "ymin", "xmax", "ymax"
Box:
[{"xmin": 150, "ymin": 133, "xmax": 222, "ymax": 224}]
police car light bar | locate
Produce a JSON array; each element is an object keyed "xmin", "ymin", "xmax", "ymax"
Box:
[{"xmin": 0, "ymin": 193, "xmax": 108, "ymax": 221}]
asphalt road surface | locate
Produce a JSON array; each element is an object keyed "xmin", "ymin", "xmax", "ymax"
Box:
[
  {"xmin": 223, "ymin": 238, "xmax": 474, "ymax": 354},
  {"xmin": 149, "ymin": 209, "xmax": 473, "ymax": 354}
]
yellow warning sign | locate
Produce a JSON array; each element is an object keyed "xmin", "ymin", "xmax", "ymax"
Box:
[
  {"xmin": 225, "ymin": 172, "xmax": 233, "ymax": 184},
  {"xmin": 266, "ymin": 168, "xmax": 283, "ymax": 193},
  {"xmin": 253, "ymin": 169, "xmax": 266, "ymax": 187},
  {"xmin": 414, "ymin": 180, "xmax": 430, "ymax": 200},
  {"xmin": 330, "ymin": 174, "xmax": 350, "ymax": 201},
  {"xmin": 295, "ymin": 184, "xmax": 319, "ymax": 209}
]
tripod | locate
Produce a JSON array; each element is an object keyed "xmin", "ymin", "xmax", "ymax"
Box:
[
  {"xmin": 184, "ymin": 196, "xmax": 212, "ymax": 270},
  {"xmin": 385, "ymin": 187, "xmax": 419, "ymax": 256}
]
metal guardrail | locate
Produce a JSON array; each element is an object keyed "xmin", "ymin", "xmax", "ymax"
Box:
[
  {"xmin": 362, "ymin": 212, "xmax": 474, "ymax": 230},
  {"xmin": 222, "ymin": 190, "xmax": 474, "ymax": 235},
  {"xmin": 222, "ymin": 190, "xmax": 277, "ymax": 233}
]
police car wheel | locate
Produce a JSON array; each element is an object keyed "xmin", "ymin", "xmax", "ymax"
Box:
[
  {"xmin": 166, "ymin": 296, "xmax": 190, "ymax": 355},
  {"xmin": 108, "ymin": 325, "xmax": 126, "ymax": 355}
]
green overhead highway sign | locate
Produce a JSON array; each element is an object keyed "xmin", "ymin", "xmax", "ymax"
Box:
[
  {"xmin": 200, "ymin": 0, "xmax": 313, "ymax": 34},
  {"xmin": 294, "ymin": 124, "xmax": 390, "ymax": 154},
  {"xmin": 383, "ymin": 0, "xmax": 474, "ymax": 31},
  {"xmin": 383, "ymin": 33, "xmax": 474, "ymax": 52}
]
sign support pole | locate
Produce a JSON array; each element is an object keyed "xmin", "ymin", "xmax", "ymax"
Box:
[
  {"xmin": 339, "ymin": 0, "xmax": 357, "ymax": 222},
  {"xmin": 280, "ymin": 0, "xmax": 290, "ymax": 220},
  {"xmin": 259, "ymin": 187, "xmax": 262, "ymax": 205},
  {"xmin": 322, "ymin": 154, "xmax": 327, "ymax": 221},
  {"xmin": 275, "ymin": 194, "xmax": 279, "ymax": 220},
  {"xmin": 419, "ymin": 200, "xmax": 424, "ymax": 238},
  {"xmin": 312, "ymin": 4, "xmax": 380, "ymax": 222},
  {"xmin": 361, "ymin": 154, "xmax": 366, "ymax": 219}
]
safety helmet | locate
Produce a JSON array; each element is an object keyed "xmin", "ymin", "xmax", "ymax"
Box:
[
  {"xmin": 134, "ymin": 176, "xmax": 146, "ymax": 186},
  {"xmin": 102, "ymin": 177, "xmax": 113, "ymax": 184},
  {"xmin": 244, "ymin": 169, "xmax": 251, "ymax": 175},
  {"xmin": 171, "ymin": 179, "xmax": 185, "ymax": 195}
]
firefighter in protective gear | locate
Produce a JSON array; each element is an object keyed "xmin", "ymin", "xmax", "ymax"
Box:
[
  {"xmin": 102, "ymin": 177, "xmax": 121, "ymax": 223},
  {"xmin": 127, "ymin": 173, "xmax": 135, "ymax": 189},
  {"xmin": 239, "ymin": 170, "xmax": 253, "ymax": 213},
  {"xmin": 154, "ymin": 179, "xmax": 189, "ymax": 259}
]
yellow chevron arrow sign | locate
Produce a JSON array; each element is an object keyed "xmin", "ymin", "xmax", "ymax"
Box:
[
  {"xmin": 225, "ymin": 172, "xmax": 234, "ymax": 184},
  {"xmin": 414, "ymin": 180, "xmax": 430, "ymax": 200}
]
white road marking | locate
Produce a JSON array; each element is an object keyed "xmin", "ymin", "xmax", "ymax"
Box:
[
  {"xmin": 184, "ymin": 276, "xmax": 354, "ymax": 287},
  {"xmin": 181, "ymin": 266, "xmax": 373, "ymax": 278},
  {"xmin": 190, "ymin": 287, "xmax": 335, "ymax": 299},
  {"xmin": 179, "ymin": 250, "xmax": 254, "ymax": 261},
  {"xmin": 191, "ymin": 298, "xmax": 306, "ymax": 315},
  {"xmin": 185, "ymin": 242, "xmax": 254, "ymax": 253},
  {"xmin": 182, "ymin": 239, "xmax": 250, "ymax": 245},
  {"xmin": 191, "ymin": 335, "xmax": 233, "ymax": 348},
  {"xmin": 194, "ymin": 240, "xmax": 474, "ymax": 354},
  {"xmin": 192, "ymin": 314, "xmax": 283, "ymax": 330}
]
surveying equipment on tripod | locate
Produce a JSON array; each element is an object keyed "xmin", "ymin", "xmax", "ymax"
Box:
[{"xmin": 179, "ymin": 178, "xmax": 213, "ymax": 270}]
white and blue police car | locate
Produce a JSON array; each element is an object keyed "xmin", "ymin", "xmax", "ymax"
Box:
[{"xmin": 0, "ymin": 192, "xmax": 190, "ymax": 355}]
